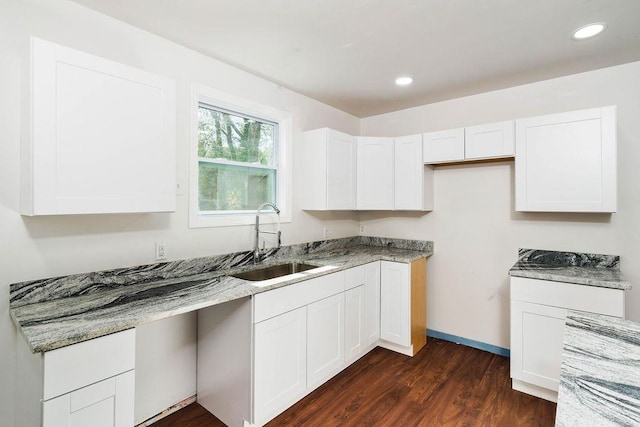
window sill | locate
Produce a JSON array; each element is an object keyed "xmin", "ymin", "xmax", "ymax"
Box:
[{"xmin": 188, "ymin": 211, "xmax": 292, "ymax": 229}]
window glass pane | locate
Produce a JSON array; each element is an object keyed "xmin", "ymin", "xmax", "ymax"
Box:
[
  {"xmin": 198, "ymin": 161, "xmax": 276, "ymax": 212},
  {"xmin": 198, "ymin": 104, "xmax": 276, "ymax": 166}
]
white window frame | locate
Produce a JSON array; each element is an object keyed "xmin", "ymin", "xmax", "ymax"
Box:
[{"xmin": 189, "ymin": 83, "xmax": 292, "ymax": 228}]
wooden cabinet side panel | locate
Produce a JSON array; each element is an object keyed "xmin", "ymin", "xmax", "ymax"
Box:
[{"xmin": 410, "ymin": 258, "xmax": 427, "ymax": 355}]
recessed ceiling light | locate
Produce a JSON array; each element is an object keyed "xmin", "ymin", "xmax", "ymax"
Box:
[
  {"xmin": 395, "ymin": 76, "xmax": 414, "ymax": 86},
  {"xmin": 572, "ymin": 23, "xmax": 606, "ymax": 40}
]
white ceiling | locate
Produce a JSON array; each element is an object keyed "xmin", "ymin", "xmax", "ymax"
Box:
[{"xmin": 70, "ymin": 0, "xmax": 640, "ymax": 117}]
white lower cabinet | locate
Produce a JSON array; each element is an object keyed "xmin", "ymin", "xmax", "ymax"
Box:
[
  {"xmin": 251, "ymin": 270, "xmax": 345, "ymax": 426},
  {"xmin": 16, "ymin": 329, "xmax": 136, "ymax": 427},
  {"xmin": 307, "ymin": 293, "xmax": 345, "ymax": 389},
  {"xmin": 380, "ymin": 261, "xmax": 411, "ymax": 347},
  {"xmin": 379, "ymin": 259, "xmax": 427, "ymax": 356},
  {"xmin": 253, "ymin": 307, "xmax": 307, "ymax": 424},
  {"xmin": 43, "ymin": 370, "xmax": 135, "ymax": 427},
  {"xmin": 200, "ymin": 260, "xmax": 425, "ymax": 427},
  {"xmin": 510, "ymin": 277, "xmax": 625, "ymax": 402}
]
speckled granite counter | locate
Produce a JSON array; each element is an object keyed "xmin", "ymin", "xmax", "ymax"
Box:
[
  {"xmin": 556, "ymin": 311, "xmax": 640, "ymax": 426},
  {"xmin": 10, "ymin": 236, "xmax": 433, "ymax": 353},
  {"xmin": 509, "ymin": 248, "xmax": 630, "ymax": 290}
]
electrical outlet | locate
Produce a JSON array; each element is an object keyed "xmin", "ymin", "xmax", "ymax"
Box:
[
  {"xmin": 359, "ymin": 225, "xmax": 365, "ymax": 234},
  {"xmin": 155, "ymin": 241, "xmax": 167, "ymax": 260},
  {"xmin": 323, "ymin": 227, "xmax": 329, "ymax": 238}
]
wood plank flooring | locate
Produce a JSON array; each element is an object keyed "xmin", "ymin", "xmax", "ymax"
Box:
[{"xmin": 152, "ymin": 338, "xmax": 556, "ymax": 426}]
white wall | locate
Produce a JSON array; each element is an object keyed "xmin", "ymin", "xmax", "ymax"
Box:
[
  {"xmin": 0, "ymin": 1, "xmax": 359, "ymax": 425},
  {"xmin": 361, "ymin": 61, "xmax": 640, "ymax": 349}
]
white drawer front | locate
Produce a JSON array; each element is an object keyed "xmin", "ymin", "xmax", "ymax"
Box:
[
  {"xmin": 510, "ymin": 277, "xmax": 624, "ymax": 317},
  {"xmin": 344, "ymin": 265, "xmax": 365, "ymax": 290},
  {"xmin": 254, "ymin": 271, "xmax": 344, "ymax": 323},
  {"xmin": 44, "ymin": 329, "xmax": 135, "ymax": 400}
]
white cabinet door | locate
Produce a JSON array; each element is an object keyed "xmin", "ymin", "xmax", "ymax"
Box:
[
  {"xmin": 510, "ymin": 300, "xmax": 566, "ymax": 393},
  {"xmin": 464, "ymin": 121, "xmax": 514, "ymax": 160},
  {"xmin": 357, "ymin": 137, "xmax": 394, "ymax": 210},
  {"xmin": 24, "ymin": 37, "xmax": 176, "ymax": 215},
  {"xmin": 394, "ymin": 134, "xmax": 434, "ymax": 211},
  {"xmin": 43, "ymin": 370, "xmax": 134, "ymax": 427},
  {"xmin": 510, "ymin": 276, "xmax": 625, "ymax": 402},
  {"xmin": 307, "ymin": 293, "xmax": 345, "ymax": 389},
  {"xmin": 254, "ymin": 307, "xmax": 307, "ymax": 424},
  {"xmin": 423, "ymin": 128, "xmax": 464, "ymax": 164},
  {"xmin": 302, "ymin": 128, "xmax": 356, "ymax": 210},
  {"xmin": 326, "ymin": 129, "xmax": 357, "ymax": 210},
  {"xmin": 380, "ymin": 261, "xmax": 410, "ymax": 347},
  {"xmin": 364, "ymin": 262, "xmax": 381, "ymax": 347},
  {"xmin": 345, "ymin": 286, "xmax": 365, "ymax": 364},
  {"xmin": 515, "ymin": 106, "xmax": 617, "ymax": 212}
]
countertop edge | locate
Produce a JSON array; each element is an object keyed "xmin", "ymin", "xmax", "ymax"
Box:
[{"xmin": 13, "ymin": 246, "xmax": 433, "ymax": 353}]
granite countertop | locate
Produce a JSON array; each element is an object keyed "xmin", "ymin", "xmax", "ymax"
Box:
[
  {"xmin": 508, "ymin": 248, "xmax": 631, "ymax": 290},
  {"xmin": 10, "ymin": 236, "xmax": 433, "ymax": 353},
  {"xmin": 556, "ymin": 311, "xmax": 640, "ymax": 426}
]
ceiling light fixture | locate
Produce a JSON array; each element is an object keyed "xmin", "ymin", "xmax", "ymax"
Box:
[
  {"xmin": 395, "ymin": 76, "xmax": 414, "ymax": 86},
  {"xmin": 572, "ymin": 23, "xmax": 606, "ymax": 40}
]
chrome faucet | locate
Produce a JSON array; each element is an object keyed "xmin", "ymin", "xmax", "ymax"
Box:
[{"xmin": 254, "ymin": 202, "xmax": 281, "ymax": 263}]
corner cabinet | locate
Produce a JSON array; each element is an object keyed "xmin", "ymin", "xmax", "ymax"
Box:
[
  {"xmin": 23, "ymin": 37, "xmax": 176, "ymax": 215},
  {"xmin": 510, "ymin": 277, "xmax": 624, "ymax": 402},
  {"xmin": 356, "ymin": 137, "xmax": 395, "ymax": 210},
  {"xmin": 515, "ymin": 106, "xmax": 617, "ymax": 212},
  {"xmin": 302, "ymin": 128, "xmax": 356, "ymax": 210},
  {"xmin": 379, "ymin": 258, "xmax": 427, "ymax": 357}
]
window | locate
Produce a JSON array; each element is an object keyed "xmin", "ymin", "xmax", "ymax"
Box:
[
  {"xmin": 197, "ymin": 104, "xmax": 277, "ymax": 212},
  {"xmin": 190, "ymin": 84, "xmax": 292, "ymax": 228}
]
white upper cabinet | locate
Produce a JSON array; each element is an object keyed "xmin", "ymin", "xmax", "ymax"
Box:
[
  {"xmin": 464, "ymin": 120, "xmax": 514, "ymax": 160},
  {"xmin": 302, "ymin": 128, "xmax": 356, "ymax": 210},
  {"xmin": 394, "ymin": 134, "xmax": 434, "ymax": 211},
  {"xmin": 422, "ymin": 128, "xmax": 465, "ymax": 163},
  {"xmin": 424, "ymin": 121, "xmax": 515, "ymax": 164},
  {"xmin": 515, "ymin": 106, "xmax": 617, "ymax": 212},
  {"xmin": 23, "ymin": 37, "xmax": 176, "ymax": 215},
  {"xmin": 357, "ymin": 137, "xmax": 394, "ymax": 210}
]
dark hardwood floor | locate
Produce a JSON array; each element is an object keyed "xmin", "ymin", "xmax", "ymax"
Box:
[{"xmin": 152, "ymin": 338, "xmax": 556, "ymax": 426}]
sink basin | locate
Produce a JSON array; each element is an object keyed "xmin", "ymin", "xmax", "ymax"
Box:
[{"xmin": 231, "ymin": 262, "xmax": 319, "ymax": 281}]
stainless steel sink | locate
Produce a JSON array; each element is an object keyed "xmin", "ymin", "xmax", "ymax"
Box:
[{"xmin": 231, "ymin": 262, "xmax": 319, "ymax": 281}]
